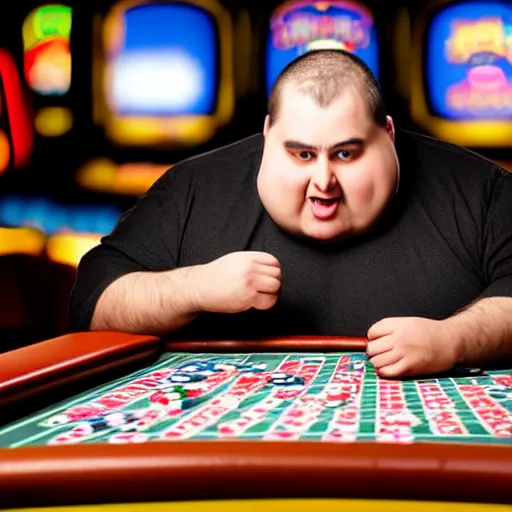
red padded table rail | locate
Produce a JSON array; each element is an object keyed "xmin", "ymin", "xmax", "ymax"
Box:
[
  {"xmin": 0, "ymin": 332, "xmax": 160, "ymax": 408},
  {"xmin": 168, "ymin": 335, "xmax": 368, "ymax": 352},
  {"xmin": 1, "ymin": 441, "xmax": 512, "ymax": 507}
]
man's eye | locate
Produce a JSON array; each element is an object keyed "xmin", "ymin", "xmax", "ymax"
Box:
[
  {"xmin": 337, "ymin": 150, "xmax": 352, "ymax": 160},
  {"xmin": 297, "ymin": 151, "xmax": 313, "ymax": 161}
]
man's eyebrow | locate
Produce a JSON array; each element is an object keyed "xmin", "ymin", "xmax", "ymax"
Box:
[
  {"xmin": 283, "ymin": 139, "xmax": 365, "ymax": 151},
  {"xmin": 328, "ymin": 139, "xmax": 364, "ymax": 151},
  {"xmin": 284, "ymin": 141, "xmax": 317, "ymax": 151}
]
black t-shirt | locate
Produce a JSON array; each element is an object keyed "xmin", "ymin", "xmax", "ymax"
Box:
[{"xmin": 69, "ymin": 130, "xmax": 512, "ymax": 339}]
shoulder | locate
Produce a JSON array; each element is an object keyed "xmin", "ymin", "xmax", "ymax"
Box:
[
  {"xmin": 395, "ymin": 130, "xmax": 512, "ymax": 222},
  {"xmin": 397, "ymin": 130, "xmax": 509, "ymax": 181},
  {"xmin": 181, "ymin": 133, "xmax": 264, "ymax": 168},
  {"xmin": 151, "ymin": 134, "xmax": 264, "ymax": 193}
]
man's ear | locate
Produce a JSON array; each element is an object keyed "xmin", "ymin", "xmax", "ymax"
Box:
[
  {"xmin": 263, "ymin": 115, "xmax": 271, "ymax": 137},
  {"xmin": 386, "ymin": 115, "xmax": 395, "ymax": 141}
]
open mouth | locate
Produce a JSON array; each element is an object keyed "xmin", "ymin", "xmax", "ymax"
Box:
[
  {"xmin": 310, "ymin": 197, "xmax": 340, "ymax": 206},
  {"xmin": 309, "ymin": 197, "xmax": 340, "ymax": 220}
]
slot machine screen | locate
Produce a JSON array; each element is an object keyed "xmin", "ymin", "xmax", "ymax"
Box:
[
  {"xmin": 96, "ymin": 0, "xmax": 233, "ymax": 146},
  {"xmin": 266, "ymin": 0, "xmax": 380, "ymax": 96},
  {"xmin": 108, "ymin": 4, "xmax": 216, "ymax": 116},
  {"xmin": 412, "ymin": 0, "xmax": 512, "ymax": 147},
  {"xmin": 426, "ymin": 1, "xmax": 512, "ymax": 120}
]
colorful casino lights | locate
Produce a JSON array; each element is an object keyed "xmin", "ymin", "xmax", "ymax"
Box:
[
  {"xmin": 0, "ymin": 197, "xmax": 119, "ymax": 235},
  {"xmin": 45, "ymin": 232, "xmax": 104, "ymax": 268},
  {"xmin": 76, "ymin": 159, "xmax": 170, "ymax": 196},
  {"xmin": 0, "ymin": 227, "xmax": 46, "ymax": 257},
  {"xmin": 0, "ymin": 50, "xmax": 33, "ymax": 173},
  {"xmin": 0, "ymin": 197, "xmax": 120, "ymax": 266},
  {"xmin": 22, "ymin": 4, "xmax": 73, "ymax": 137},
  {"xmin": 22, "ymin": 4, "xmax": 72, "ymax": 96},
  {"xmin": 0, "ymin": 227, "xmax": 103, "ymax": 268}
]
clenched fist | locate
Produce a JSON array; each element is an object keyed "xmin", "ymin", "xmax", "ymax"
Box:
[{"xmin": 195, "ymin": 251, "xmax": 281, "ymax": 314}]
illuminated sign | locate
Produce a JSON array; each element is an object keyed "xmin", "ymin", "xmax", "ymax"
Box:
[{"xmin": 266, "ymin": 0, "xmax": 379, "ymax": 95}]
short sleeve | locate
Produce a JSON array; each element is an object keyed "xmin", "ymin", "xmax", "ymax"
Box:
[
  {"xmin": 68, "ymin": 167, "xmax": 189, "ymax": 331},
  {"xmin": 477, "ymin": 168, "xmax": 512, "ymax": 299}
]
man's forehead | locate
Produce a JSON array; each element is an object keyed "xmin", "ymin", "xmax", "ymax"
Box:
[
  {"xmin": 273, "ymin": 106, "xmax": 373, "ymax": 146},
  {"xmin": 275, "ymin": 86, "xmax": 373, "ymax": 134}
]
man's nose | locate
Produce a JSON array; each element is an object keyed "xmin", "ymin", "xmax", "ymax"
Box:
[{"xmin": 312, "ymin": 159, "xmax": 337, "ymax": 192}]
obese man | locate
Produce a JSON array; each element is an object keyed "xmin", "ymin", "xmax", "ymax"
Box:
[{"xmin": 69, "ymin": 49, "xmax": 512, "ymax": 378}]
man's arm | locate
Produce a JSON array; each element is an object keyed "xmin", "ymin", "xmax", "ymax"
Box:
[
  {"xmin": 367, "ymin": 167, "xmax": 512, "ymax": 378},
  {"xmin": 444, "ymin": 297, "xmax": 512, "ymax": 366},
  {"xmin": 448, "ymin": 169, "xmax": 512, "ymax": 366},
  {"xmin": 69, "ymin": 165, "xmax": 192, "ymax": 334},
  {"xmin": 90, "ymin": 266, "xmax": 204, "ymax": 336},
  {"xmin": 89, "ymin": 251, "xmax": 282, "ymax": 336},
  {"xmin": 366, "ymin": 298, "xmax": 512, "ymax": 378}
]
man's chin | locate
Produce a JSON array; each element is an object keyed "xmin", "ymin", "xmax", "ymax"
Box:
[{"xmin": 300, "ymin": 224, "xmax": 353, "ymax": 244}]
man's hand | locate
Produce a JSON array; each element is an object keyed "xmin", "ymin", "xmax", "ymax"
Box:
[
  {"xmin": 366, "ymin": 317, "xmax": 460, "ymax": 378},
  {"xmin": 194, "ymin": 251, "xmax": 281, "ymax": 314}
]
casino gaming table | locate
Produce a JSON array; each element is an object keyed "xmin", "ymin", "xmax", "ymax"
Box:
[{"xmin": 1, "ymin": 332, "xmax": 512, "ymax": 511}]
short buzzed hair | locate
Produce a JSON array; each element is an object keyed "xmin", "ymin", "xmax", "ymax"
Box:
[{"xmin": 267, "ymin": 49, "xmax": 387, "ymax": 127}]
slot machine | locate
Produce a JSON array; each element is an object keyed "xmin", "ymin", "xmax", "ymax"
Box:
[
  {"xmin": 263, "ymin": 0, "xmax": 381, "ymax": 97},
  {"xmin": 76, "ymin": 0, "xmax": 236, "ymax": 197},
  {"xmin": 245, "ymin": 0, "xmax": 406, "ymax": 131},
  {"xmin": 409, "ymin": 0, "xmax": 512, "ymax": 170}
]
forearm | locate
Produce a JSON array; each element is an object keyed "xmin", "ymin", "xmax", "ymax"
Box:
[
  {"xmin": 443, "ymin": 297, "xmax": 512, "ymax": 366},
  {"xmin": 90, "ymin": 266, "xmax": 204, "ymax": 336}
]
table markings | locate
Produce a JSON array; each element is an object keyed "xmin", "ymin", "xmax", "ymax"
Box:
[
  {"xmin": 354, "ymin": 362, "xmax": 377, "ymax": 438},
  {"xmin": 0, "ymin": 353, "xmax": 190, "ymax": 445},
  {"xmin": 452, "ymin": 375, "xmax": 512, "ymax": 437},
  {"xmin": 414, "ymin": 379, "xmax": 468, "ymax": 436},
  {"xmin": 159, "ymin": 355, "xmax": 294, "ymax": 440},
  {"xmin": 3, "ymin": 353, "xmax": 512, "ymax": 447}
]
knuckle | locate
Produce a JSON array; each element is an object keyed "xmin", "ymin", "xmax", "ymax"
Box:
[{"xmin": 241, "ymin": 271, "xmax": 255, "ymax": 288}]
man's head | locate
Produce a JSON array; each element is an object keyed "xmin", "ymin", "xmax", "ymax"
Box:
[{"xmin": 256, "ymin": 49, "xmax": 399, "ymax": 242}]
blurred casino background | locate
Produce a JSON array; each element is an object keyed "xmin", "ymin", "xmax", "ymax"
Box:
[{"xmin": 0, "ymin": 0, "xmax": 511, "ymax": 351}]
